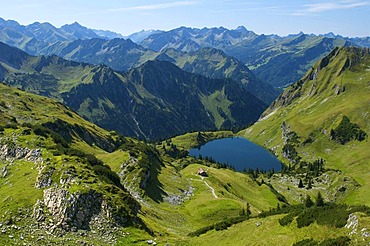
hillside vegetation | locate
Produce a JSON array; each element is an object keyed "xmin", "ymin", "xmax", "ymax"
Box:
[
  {"xmin": 0, "ymin": 85, "xmax": 284, "ymax": 244},
  {"xmin": 0, "ymin": 83, "xmax": 149, "ymax": 245},
  {"xmin": 241, "ymin": 47, "xmax": 370, "ymax": 207}
]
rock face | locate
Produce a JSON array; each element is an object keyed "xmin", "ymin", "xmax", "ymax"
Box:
[
  {"xmin": 0, "ymin": 144, "xmax": 43, "ymax": 164},
  {"xmin": 38, "ymin": 187, "xmax": 110, "ymax": 231},
  {"xmin": 0, "ymin": 166, "xmax": 8, "ymax": 178},
  {"xmin": 346, "ymin": 213, "xmax": 370, "ymax": 243},
  {"xmin": 35, "ymin": 165, "xmax": 55, "ymax": 188}
]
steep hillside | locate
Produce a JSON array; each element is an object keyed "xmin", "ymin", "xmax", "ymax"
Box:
[
  {"xmin": 241, "ymin": 47, "xmax": 370, "ymax": 207},
  {"xmin": 41, "ymin": 38, "xmax": 157, "ymax": 71},
  {"xmin": 182, "ymin": 46, "xmax": 370, "ymax": 246},
  {"xmin": 156, "ymin": 47, "xmax": 279, "ymax": 103},
  {"xmin": 0, "ymin": 42, "xmax": 266, "ymax": 140},
  {"xmin": 227, "ymin": 34, "xmax": 350, "ymax": 88},
  {"xmin": 39, "ymin": 39, "xmax": 277, "ymax": 104},
  {"xmin": 0, "ymin": 83, "xmax": 146, "ymax": 245}
]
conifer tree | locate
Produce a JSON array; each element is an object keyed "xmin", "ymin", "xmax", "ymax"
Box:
[
  {"xmin": 316, "ymin": 191, "xmax": 324, "ymax": 207},
  {"xmin": 304, "ymin": 194, "xmax": 314, "ymax": 208},
  {"xmin": 298, "ymin": 178, "xmax": 304, "ymax": 188}
]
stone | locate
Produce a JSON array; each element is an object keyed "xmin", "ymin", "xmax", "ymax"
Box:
[
  {"xmin": 0, "ymin": 166, "xmax": 8, "ymax": 178},
  {"xmin": 32, "ymin": 199, "xmax": 45, "ymax": 222},
  {"xmin": 147, "ymin": 239, "xmax": 154, "ymax": 244}
]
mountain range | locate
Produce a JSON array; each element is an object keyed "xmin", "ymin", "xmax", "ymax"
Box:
[
  {"xmin": 1, "ymin": 18, "xmax": 370, "ymax": 89},
  {"xmin": 0, "ymin": 42, "xmax": 266, "ymax": 140},
  {"xmin": 1, "ymin": 45, "xmax": 369, "ymax": 245},
  {"xmin": 1, "ymin": 17, "xmax": 370, "ymax": 245}
]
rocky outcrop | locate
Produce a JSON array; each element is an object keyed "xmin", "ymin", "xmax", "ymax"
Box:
[
  {"xmin": 0, "ymin": 144, "xmax": 43, "ymax": 164},
  {"xmin": 164, "ymin": 186, "xmax": 194, "ymax": 205},
  {"xmin": 346, "ymin": 213, "xmax": 370, "ymax": 243},
  {"xmin": 34, "ymin": 187, "xmax": 112, "ymax": 232},
  {"xmin": 0, "ymin": 166, "xmax": 8, "ymax": 178},
  {"xmin": 281, "ymin": 121, "xmax": 291, "ymax": 145},
  {"xmin": 35, "ymin": 165, "xmax": 55, "ymax": 188}
]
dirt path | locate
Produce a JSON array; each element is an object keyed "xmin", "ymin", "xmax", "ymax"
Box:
[{"xmin": 201, "ymin": 176, "xmax": 218, "ymax": 199}]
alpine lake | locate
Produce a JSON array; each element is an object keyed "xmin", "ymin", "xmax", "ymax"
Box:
[{"xmin": 189, "ymin": 137, "xmax": 282, "ymax": 172}]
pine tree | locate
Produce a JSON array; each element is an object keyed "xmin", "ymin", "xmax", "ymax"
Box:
[
  {"xmin": 316, "ymin": 191, "xmax": 324, "ymax": 207},
  {"xmin": 304, "ymin": 194, "xmax": 314, "ymax": 208},
  {"xmin": 246, "ymin": 202, "xmax": 251, "ymax": 218},
  {"xmin": 307, "ymin": 179, "xmax": 312, "ymax": 189},
  {"xmin": 298, "ymin": 178, "xmax": 304, "ymax": 188}
]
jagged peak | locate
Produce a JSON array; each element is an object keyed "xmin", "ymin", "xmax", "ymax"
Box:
[{"xmin": 62, "ymin": 21, "xmax": 83, "ymax": 28}]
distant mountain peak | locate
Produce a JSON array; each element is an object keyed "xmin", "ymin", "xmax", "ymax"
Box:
[
  {"xmin": 63, "ymin": 21, "xmax": 83, "ymax": 28},
  {"xmin": 236, "ymin": 26, "xmax": 248, "ymax": 31}
]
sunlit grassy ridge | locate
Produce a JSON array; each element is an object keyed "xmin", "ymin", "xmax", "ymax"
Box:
[
  {"xmin": 240, "ymin": 47, "xmax": 370, "ymax": 207},
  {"xmin": 0, "ymin": 83, "xmax": 143, "ymax": 245}
]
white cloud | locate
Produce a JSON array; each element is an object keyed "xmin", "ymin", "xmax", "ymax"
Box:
[
  {"xmin": 293, "ymin": 1, "xmax": 369, "ymax": 15},
  {"xmin": 109, "ymin": 1, "xmax": 197, "ymax": 12}
]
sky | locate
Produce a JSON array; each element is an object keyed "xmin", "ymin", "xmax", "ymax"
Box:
[{"xmin": 0, "ymin": 0, "xmax": 369, "ymax": 37}]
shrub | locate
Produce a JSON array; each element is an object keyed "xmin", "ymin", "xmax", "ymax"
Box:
[
  {"xmin": 279, "ymin": 213, "xmax": 295, "ymax": 226},
  {"xmin": 21, "ymin": 122, "xmax": 33, "ymax": 128},
  {"xmin": 188, "ymin": 225, "xmax": 214, "ymax": 237},
  {"xmin": 5, "ymin": 123, "xmax": 18, "ymax": 129},
  {"xmin": 85, "ymin": 154, "xmax": 104, "ymax": 166},
  {"xmin": 50, "ymin": 131, "xmax": 69, "ymax": 148},
  {"xmin": 33, "ymin": 125, "xmax": 50, "ymax": 137},
  {"xmin": 293, "ymin": 239, "xmax": 318, "ymax": 246},
  {"xmin": 93, "ymin": 164, "xmax": 122, "ymax": 187},
  {"xmin": 319, "ymin": 236, "xmax": 350, "ymax": 246}
]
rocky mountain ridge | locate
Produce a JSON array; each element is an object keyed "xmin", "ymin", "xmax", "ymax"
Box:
[{"xmin": 0, "ymin": 42, "xmax": 266, "ymax": 140}]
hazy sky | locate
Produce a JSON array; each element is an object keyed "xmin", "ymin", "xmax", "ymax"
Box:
[{"xmin": 0, "ymin": 0, "xmax": 369, "ymax": 37}]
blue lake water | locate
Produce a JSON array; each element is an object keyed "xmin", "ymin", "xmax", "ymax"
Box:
[{"xmin": 189, "ymin": 137, "xmax": 281, "ymax": 172}]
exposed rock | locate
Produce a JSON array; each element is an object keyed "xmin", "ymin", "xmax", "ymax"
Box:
[
  {"xmin": 0, "ymin": 143, "xmax": 43, "ymax": 164},
  {"xmin": 59, "ymin": 167, "xmax": 78, "ymax": 188},
  {"xmin": 35, "ymin": 166, "xmax": 55, "ymax": 188},
  {"xmin": 32, "ymin": 199, "xmax": 45, "ymax": 222},
  {"xmin": 334, "ymin": 84, "xmax": 346, "ymax": 95},
  {"xmin": 37, "ymin": 187, "xmax": 127, "ymax": 233},
  {"xmin": 346, "ymin": 214, "xmax": 370, "ymax": 243},
  {"xmin": 43, "ymin": 187, "xmax": 101, "ymax": 230},
  {"xmin": 281, "ymin": 122, "xmax": 290, "ymax": 145},
  {"xmin": 0, "ymin": 166, "xmax": 8, "ymax": 178},
  {"xmin": 164, "ymin": 186, "xmax": 194, "ymax": 205}
]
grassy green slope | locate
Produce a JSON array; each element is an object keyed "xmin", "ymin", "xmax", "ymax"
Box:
[
  {"xmin": 240, "ymin": 47, "xmax": 370, "ymax": 206},
  {"xmin": 93, "ymin": 131, "xmax": 282, "ymax": 245},
  {"xmin": 0, "ymin": 83, "xmax": 141, "ymax": 245},
  {"xmin": 113, "ymin": 160, "xmax": 281, "ymax": 245}
]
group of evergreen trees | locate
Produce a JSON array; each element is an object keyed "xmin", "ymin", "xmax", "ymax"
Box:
[
  {"xmin": 330, "ymin": 115, "xmax": 367, "ymax": 144},
  {"xmin": 242, "ymin": 167, "xmax": 275, "ymax": 180}
]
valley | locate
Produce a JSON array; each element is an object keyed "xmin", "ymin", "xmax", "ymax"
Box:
[{"xmin": 0, "ymin": 15, "xmax": 370, "ymax": 246}]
